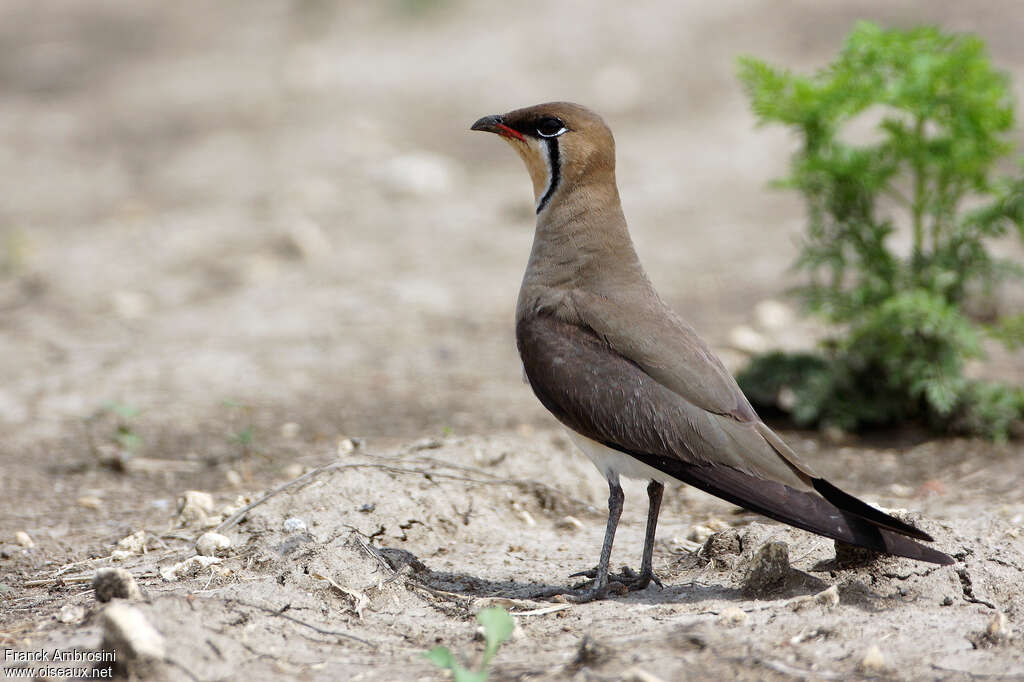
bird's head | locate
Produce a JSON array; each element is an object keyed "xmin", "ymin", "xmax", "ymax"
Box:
[{"xmin": 471, "ymin": 102, "xmax": 615, "ymax": 215}]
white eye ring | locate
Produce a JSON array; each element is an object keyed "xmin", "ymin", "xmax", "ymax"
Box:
[
  {"xmin": 538, "ymin": 126, "xmax": 567, "ymax": 138},
  {"xmin": 536, "ymin": 118, "xmax": 568, "ymax": 138}
]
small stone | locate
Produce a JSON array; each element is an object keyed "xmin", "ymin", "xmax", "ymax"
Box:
[
  {"xmin": 517, "ymin": 510, "xmax": 536, "ymax": 527},
  {"xmin": 555, "ymin": 515, "xmax": 584, "ymax": 531},
  {"xmin": 110, "ymin": 550, "xmax": 134, "ymax": 561},
  {"xmin": 93, "ymin": 568, "xmax": 144, "ymax": 602},
  {"xmin": 160, "ymin": 555, "xmax": 222, "ymax": 582},
  {"xmin": 77, "ymin": 496, "xmax": 103, "ymax": 510},
  {"xmin": 700, "ymin": 528, "xmax": 743, "ymax": 569},
  {"xmin": 718, "ymin": 607, "xmax": 748, "ymax": 626},
  {"xmin": 688, "ymin": 525, "xmax": 716, "ymax": 543},
  {"xmin": 858, "ymin": 644, "xmax": 887, "ymax": 673},
  {"xmin": 283, "ymin": 463, "xmax": 304, "ymax": 479},
  {"xmin": 971, "ymin": 611, "xmax": 1013, "ymax": 648},
  {"xmin": 116, "ymin": 530, "xmax": 147, "ymax": 554},
  {"xmin": 225, "ymin": 470, "xmax": 242, "ymax": 487},
  {"xmin": 814, "ymin": 584, "xmax": 840, "ymax": 608},
  {"xmin": 57, "ymin": 603, "xmax": 86, "ymax": 624},
  {"xmin": 283, "ymin": 517, "xmax": 307, "ymax": 533},
  {"xmin": 177, "ymin": 490, "xmax": 214, "ymax": 527},
  {"xmin": 99, "ymin": 603, "xmax": 166, "ymax": 676},
  {"xmin": 14, "ymin": 531, "xmax": 34, "ymax": 548},
  {"xmin": 195, "ymin": 532, "xmax": 232, "ymax": 557},
  {"xmin": 410, "ymin": 437, "xmax": 442, "ymax": 451},
  {"xmin": 741, "ymin": 541, "xmax": 790, "ymax": 597},
  {"xmin": 279, "ymin": 421, "xmax": 300, "ymax": 439},
  {"xmin": 337, "ymin": 438, "xmax": 356, "ymax": 454}
]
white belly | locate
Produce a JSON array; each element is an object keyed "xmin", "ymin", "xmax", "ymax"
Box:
[{"xmin": 566, "ymin": 430, "xmax": 673, "ymax": 485}]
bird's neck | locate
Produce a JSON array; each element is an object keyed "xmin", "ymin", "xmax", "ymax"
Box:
[{"xmin": 518, "ymin": 175, "xmax": 652, "ymax": 318}]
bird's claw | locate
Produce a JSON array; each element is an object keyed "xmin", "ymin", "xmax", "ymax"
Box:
[{"xmin": 568, "ymin": 565, "xmax": 662, "ymax": 593}]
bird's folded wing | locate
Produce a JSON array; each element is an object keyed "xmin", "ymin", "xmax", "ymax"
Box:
[
  {"xmin": 516, "ymin": 313, "xmax": 948, "ymax": 556},
  {"xmin": 516, "ymin": 313, "xmax": 811, "ymax": 490},
  {"xmin": 568, "ymin": 290, "xmax": 816, "ymax": 480},
  {"xmin": 570, "ymin": 290, "xmax": 759, "ymax": 422}
]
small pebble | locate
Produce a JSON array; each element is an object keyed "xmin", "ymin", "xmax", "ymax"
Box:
[
  {"xmin": 226, "ymin": 470, "xmax": 242, "ymax": 488},
  {"xmin": 177, "ymin": 490, "xmax": 215, "ymax": 526},
  {"xmin": 814, "ymin": 584, "xmax": 840, "ymax": 608},
  {"xmin": 555, "ymin": 515, "xmax": 584, "ymax": 531},
  {"xmin": 195, "ymin": 532, "xmax": 232, "ymax": 557},
  {"xmin": 160, "ymin": 555, "xmax": 222, "ymax": 582},
  {"xmin": 14, "ymin": 531, "xmax": 34, "ymax": 548},
  {"xmin": 971, "ymin": 611, "xmax": 1014, "ymax": 648},
  {"xmin": 741, "ymin": 541, "xmax": 790, "ymax": 597},
  {"xmin": 77, "ymin": 496, "xmax": 103, "ymax": 510},
  {"xmin": 110, "ymin": 550, "xmax": 134, "ymax": 561},
  {"xmin": 717, "ymin": 607, "xmax": 748, "ymax": 626},
  {"xmin": 337, "ymin": 438, "xmax": 356, "ymax": 454},
  {"xmin": 283, "ymin": 463, "xmax": 304, "ymax": 479},
  {"xmin": 93, "ymin": 568, "xmax": 144, "ymax": 602},
  {"xmin": 517, "ymin": 510, "xmax": 536, "ymax": 527},
  {"xmin": 57, "ymin": 603, "xmax": 86, "ymax": 624},
  {"xmin": 283, "ymin": 517, "xmax": 307, "ymax": 533},
  {"xmin": 280, "ymin": 422, "xmax": 300, "ymax": 439},
  {"xmin": 859, "ymin": 644, "xmax": 887, "ymax": 673},
  {"xmin": 116, "ymin": 530, "xmax": 147, "ymax": 554},
  {"xmin": 99, "ymin": 603, "xmax": 166, "ymax": 675}
]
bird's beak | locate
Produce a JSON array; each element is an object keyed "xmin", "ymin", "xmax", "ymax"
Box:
[{"xmin": 470, "ymin": 114, "xmax": 525, "ymax": 141}]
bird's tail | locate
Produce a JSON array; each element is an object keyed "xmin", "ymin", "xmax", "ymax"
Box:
[{"xmin": 633, "ymin": 453, "xmax": 954, "ymax": 565}]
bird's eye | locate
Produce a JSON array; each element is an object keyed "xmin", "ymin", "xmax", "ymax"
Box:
[{"xmin": 536, "ymin": 117, "xmax": 567, "ymax": 138}]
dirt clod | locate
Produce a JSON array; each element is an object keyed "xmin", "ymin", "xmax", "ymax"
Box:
[
  {"xmin": 177, "ymin": 491, "xmax": 215, "ymax": 527},
  {"xmin": 93, "ymin": 568, "xmax": 144, "ymax": 602},
  {"xmin": 741, "ymin": 541, "xmax": 791, "ymax": 597},
  {"xmin": 970, "ymin": 611, "xmax": 1015, "ymax": 648},
  {"xmin": 99, "ymin": 603, "xmax": 166, "ymax": 676},
  {"xmin": 196, "ymin": 531, "xmax": 232, "ymax": 557},
  {"xmin": 858, "ymin": 644, "xmax": 887, "ymax": 673},
  {"xmin": 718, "ymin": 606, "xmax": 749, "ymax": 626}
]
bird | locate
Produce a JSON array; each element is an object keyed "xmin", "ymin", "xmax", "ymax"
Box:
[{"xmin": 470, "ymin": 101, "xmax": 953, "ymax": 601}]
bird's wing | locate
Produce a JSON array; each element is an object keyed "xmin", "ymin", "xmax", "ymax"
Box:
[
  {"xmin": 570, "ymin": 289, "xmax": 816, "ymax": 480},
  {"xmin": 516, "ymin": 313, "xmax": 948, "ymax": 559}
]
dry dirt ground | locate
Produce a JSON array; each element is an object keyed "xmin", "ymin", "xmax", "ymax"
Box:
[{"xmin": 2, "ymin": 1, "xmax": 1024, "ymax": 680}]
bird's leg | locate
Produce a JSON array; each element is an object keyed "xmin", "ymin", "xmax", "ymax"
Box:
[
  {"xmin": 634, "ymin": 480, "xmax": 665, "ymax": 589},
  {"xmin": 570, "ymin": 480, "xmax": 665, "ymax": 593},
  {"xmin": 567, "ymin": 478, "xmax": 624, "ymax": 602}
]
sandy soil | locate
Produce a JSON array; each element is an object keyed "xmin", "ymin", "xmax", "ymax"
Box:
[{"xmin": 2, "ymin": 1, "xmax": 1023, "ymax": 680}]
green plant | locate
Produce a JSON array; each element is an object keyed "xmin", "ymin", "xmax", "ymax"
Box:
[
  {"xmin": 737, "ymin": 22, "xmax": 1024, "ymax": 438},
  {"xmin": 101, "ymin": 401, "xmax": 143, "ymax": 451},
  {"xmin": 424, "ymin": 607, "xmax": 515, "ymax": 681}
]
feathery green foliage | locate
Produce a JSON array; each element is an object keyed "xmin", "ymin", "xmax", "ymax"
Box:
[{"xmin": 736, "ymin": 22, "xmax": 1024, "ymax": 439}]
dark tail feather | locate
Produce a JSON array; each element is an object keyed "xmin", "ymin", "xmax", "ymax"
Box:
[
  {"xmin": 812, "ymin": 477, "xmax": 933, "ymax": 541},
  {"xmin": 627, "ymin": 451, "xmax": 954, "ymax": 565}
]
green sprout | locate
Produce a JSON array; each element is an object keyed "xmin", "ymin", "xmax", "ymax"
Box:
[{"xmin": 424, "ymin": 607, "xmax": 515, "ymax": 681}]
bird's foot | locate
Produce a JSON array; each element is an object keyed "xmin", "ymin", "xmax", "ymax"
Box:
[{"xmin": 569, "ymin": 565, "xmax": 663, "ymax": 593}]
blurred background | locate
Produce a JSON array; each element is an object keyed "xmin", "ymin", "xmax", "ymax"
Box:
[{"xmin": 2, "ymin": 0, "xmax": 1023, "ymax": 470}]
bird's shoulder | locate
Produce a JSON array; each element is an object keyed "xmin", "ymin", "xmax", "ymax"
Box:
[{"xmin": 560, "ymin": 288, "xmax": 758, "ymax": 423}]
